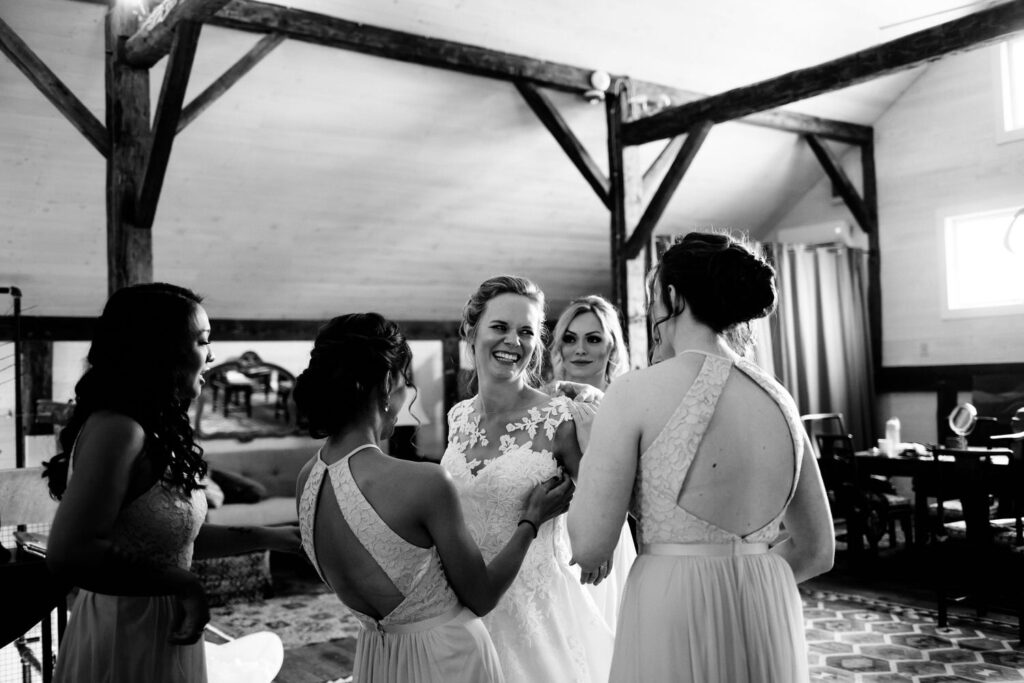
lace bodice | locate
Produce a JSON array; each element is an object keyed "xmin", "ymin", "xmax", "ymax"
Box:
[
  {"xmin": 68, "ymin": 456, "xmax": 206, "ymax": 571},
  {"xmin": 632, "ymin": 351, "xmax": 804, "ymax": 547},
  {"xmin": 441, "ymin": 396, "xmax": 574, "ymax": 560},
  {"xmin": 298, "ymin": 446, "xmax": 458, "ymax": 629}
]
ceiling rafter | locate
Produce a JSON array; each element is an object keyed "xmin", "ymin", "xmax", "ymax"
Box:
[
  {"xmin": 123, "ymin": 0, "xmax": 232, "ymax": 67},
  {"xmin": 515, "ymin": 81, "xmax": 610, "ymax": 209},
  {"xmin": 0, "ymin": 15, "xmax": 108, "ymax": 156},
  {"xmin": 623, "ymin": 0, "xmax": 1024, "ymax": 145}
]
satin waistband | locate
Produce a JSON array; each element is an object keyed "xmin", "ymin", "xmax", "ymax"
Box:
[
  {"xmin": 641, "ymin": 542, "xmax": 770, "ymax": 557},
  {"xmin": 365, "ymin": 604, "xmax": 468, "ymax": 635}
]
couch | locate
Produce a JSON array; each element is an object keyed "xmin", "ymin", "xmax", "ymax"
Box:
[
  {"xmin": 193, "ymin": 444, "xmax": 313, "ymax": 605},
  {"xmin": 202, "ymin": 445, "xmax": 312, "ymax": 526}
]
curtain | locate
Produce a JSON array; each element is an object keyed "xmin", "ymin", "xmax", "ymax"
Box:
[{"xmin": 754, "ymin": 243, "xmax": 877, "ymax": 450}]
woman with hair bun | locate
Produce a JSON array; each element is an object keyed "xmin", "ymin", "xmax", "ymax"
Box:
[
  {"xmin": 293, "ymin": 313, "xmax": 572, "ymax": 683},
  {"xmin": 568, "ymin": 232, "xmax": 834, "ymax": 683}
]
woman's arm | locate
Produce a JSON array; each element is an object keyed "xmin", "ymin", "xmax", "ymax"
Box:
[
  {"xmin": 772, "ymin": 436, "xmax": 835, "ymax": 583},
  {"xmin": 47, "ymin": 413, "xmax": 198, "ymax": 596},
  {"xmin": 46, "ymin": 412, "xmax": 210, "ymax": 643},
  {"xmin": 568, "ymin": 377, "xmax": 641, "ymax": 571},
  {"xmin": 192, "ymin": 523, "xmax": 301, "ymax": 560},
  {"xmin": 421, "ymin": 468, "xmax": 572, "ymax": 616}
]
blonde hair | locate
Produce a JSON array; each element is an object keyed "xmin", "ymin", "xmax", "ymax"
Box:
[{"xmin": 550, "ymin": 295, "xmax": 629, "ymax": 385}]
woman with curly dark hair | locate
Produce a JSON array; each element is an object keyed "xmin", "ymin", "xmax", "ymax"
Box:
[{"xmin": 44, "ymin": 283, "xmax": 300, "ymax": 683}]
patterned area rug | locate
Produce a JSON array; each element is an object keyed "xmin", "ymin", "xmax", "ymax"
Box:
[
  {"xmin": 211, "ymin": 586, "xmax": 1024, "ymax": 682},
  {"xmin": 210, "ymin": 589, "xmax": 360, "ymax": 649},
  {"xmin": 805, "ymin": 589, "xmax": 1024, "ymax": 681}
]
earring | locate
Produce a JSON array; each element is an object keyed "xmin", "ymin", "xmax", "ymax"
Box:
[{"xmin": 383, "ymin": 402, "xmax": 390, "ymax": 414}]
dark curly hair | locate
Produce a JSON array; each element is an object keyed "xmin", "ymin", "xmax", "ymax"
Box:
[
  {"xmin": 460, "ymin": 275, "xmax": 547, "ymax": 388},
  {"xmin": 43, "ymin": 283, "xmax": 208, "ymax": 499},
  {"xmin": 292, "ymin": 313, "xmax": 416, "ymax": 439},
  {"xmin": 650, "ymin": 232, "xmax": 776, "ymax": 345}
]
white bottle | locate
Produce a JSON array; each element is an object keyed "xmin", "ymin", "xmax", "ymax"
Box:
[{"xmin": 885, "ymin": 417, "xmax": 901, "ymax": 456}]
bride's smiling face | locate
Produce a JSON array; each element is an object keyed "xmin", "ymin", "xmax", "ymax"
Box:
[{"xmin": 473, "ymin": 294, "xmax": 541, "ymax": 383}]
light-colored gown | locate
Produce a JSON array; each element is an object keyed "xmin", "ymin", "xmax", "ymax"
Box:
[
  {"xmin": 441, "ymin": 396, "xmax": 614, "ymax": 683},
  {"xmin": 298, "ymin": 444, "xmax": 504, "ymax": 683},
  {"xmin": 564, "ymin": 399, "xmax": 637, "ymax": 630},
  {"xmin": 54, "ymin": 461, "xmax": 209, "ymax": 683},
  {"xmin": 609, "ymin": 350, "xmax": 809, "ymax": 683}
]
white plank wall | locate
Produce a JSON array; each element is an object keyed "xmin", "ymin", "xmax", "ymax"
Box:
[{"xmin": 773, "ymin": 44, "xmax": 1024, "ymax": 368}]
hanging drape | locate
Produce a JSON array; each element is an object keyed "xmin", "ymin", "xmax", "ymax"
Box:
[{"xmin": 754, "ymin": 242, "xmax": 877, "ymax": 449}]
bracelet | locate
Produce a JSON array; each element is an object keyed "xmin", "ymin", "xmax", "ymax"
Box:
[{"xmin": 517, "ymin": 519, "xmax": 539, "ymax": 539}]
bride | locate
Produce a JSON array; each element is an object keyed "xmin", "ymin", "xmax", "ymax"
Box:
[{"xmin": 439, "ymin": 275, "xmax": 614, "ymax": 683}]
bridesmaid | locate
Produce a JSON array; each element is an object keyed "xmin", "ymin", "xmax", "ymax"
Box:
[
  {"xmin": 548, "ymin": 294, "xmax": 637, "ymax": 629},
  {"xmin": 569, "ymin": 233, "xmax": 834, "ymax": 683},
  {"xmin": 45, "ymin": 283, "xmax": 301, "ymax": 683},
  {"xmin": 293, "ymin": 313, "xmax": 572, "ymax": 683}
]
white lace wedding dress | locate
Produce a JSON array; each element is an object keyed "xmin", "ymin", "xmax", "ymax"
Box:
[{"xmin": 440, "ymin": 396, "xmax": 613, "ymax": 683}]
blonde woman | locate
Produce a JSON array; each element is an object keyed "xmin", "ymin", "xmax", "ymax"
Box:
[{"xmin": 549, "ymin": 295, "xmax": 637, "ymax": 630}]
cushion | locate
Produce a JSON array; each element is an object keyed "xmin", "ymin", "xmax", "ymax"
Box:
[
  {"xmin": 205, "ymin": 497, "xmax": 297, "ymax": 526},
  {"xmin": 209, "ymin": 468, "xmax": 268, "ymax": 504},
  {"xmin": 201, "ymin": 475, "xmax": 225, "ymax": 509},
  {"xmin": 192, "ymin": 550, "xmax": 272, "ymax": 607}
]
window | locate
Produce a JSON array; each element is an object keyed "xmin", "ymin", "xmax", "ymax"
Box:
[
  {"xmin": 998, "ymin": 37, "xmax": 1024, "ymax": 140},
  {"xmin": 942, "ymin": 206, "xmax": 1024, "ymax": 317}
]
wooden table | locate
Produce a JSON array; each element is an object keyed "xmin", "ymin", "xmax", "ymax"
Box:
[{"xmin": 853, "ymin": 447, "xmax": 1012, "ymax": 553}]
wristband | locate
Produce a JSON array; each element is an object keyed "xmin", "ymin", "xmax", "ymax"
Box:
[{"xmin": 517, "ymin": 519, "xmax": 539, "ymax": 539}]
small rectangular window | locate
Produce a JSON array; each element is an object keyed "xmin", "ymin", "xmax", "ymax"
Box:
[
  {"xmin": 943, "ymin": 206, "xmax": 1024, "ymax": 317},
  {"xmin": 999, "ymin": 38, "xmax": 1024, "ymax": 139}
]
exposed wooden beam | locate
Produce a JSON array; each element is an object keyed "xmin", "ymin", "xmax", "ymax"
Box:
[
  {"xmin": 209, "ymin": 0, "xmax": 596, "ymax": 93},
  {"xmin": 803, "ymin": 134, "xmax": 873, "ymax": 234},
  {"xmin": 0, "ymin": 16, "xmax": 109, "ymax": 157},
  {"xmin": 624, "ymin": 120, "xmax": 713, "ymax": 260},
  {"xmin": 136, "ymin": 21, "xmax": 201, "ymax": 229},
  {"xmin": 178, "ymin": 32, "xmax": 284, "ymax": 133},
  {"xmin": 67, "ymin": 0, "xmax": 868, "ymax": 143},
  {"xmin": 123, "ymin": 0, "xmax": 231, "ymax": 67},
  {"xmin": 623, "ymin": 0, "xmax": 1024, "ymax": 145},
  {"xmin": 628, "ymin": 81, "xmax": 872, "ymax": 145},
  {"xmin": 515, "ymin": 81, "xmax": 610, "ymax": 209},
  {"xmin": 642, "ymin": 136, "xmax": 685, "ymax": 187},
  {"xmin": 106, "ymin": 6, "xmax": 153, "ymax": 292}
]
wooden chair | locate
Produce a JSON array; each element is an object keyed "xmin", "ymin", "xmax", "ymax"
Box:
[
  {"xmin": 930, "ymin": 441, "xmax": 1024, "ymax": 641},
  {"xmin": 801, "ymin": 412, "xmax": 846, "ymax": 459},
  {"xmin": 815, "ymin": 434, "xmax": 915, "ymax": 555},
  {"xmin": 0, "ymin": 467, "xmax": 67, "ymax": 681}
]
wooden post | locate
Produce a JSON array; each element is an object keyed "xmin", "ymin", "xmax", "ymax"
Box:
[
  {"xmin": 605, "ymin": 81, "xmax": 647, "ymax": 369},
  {"xmin": 862, "ymin": 137, "xmax": 882, "ymax": 380},
  {"xmin": 106, "ymin": 6, "xmax": 153, "ymax": 294},
  {"xmin": 21, "ymin": 340, "xmax": 53, "ymax": 437}
]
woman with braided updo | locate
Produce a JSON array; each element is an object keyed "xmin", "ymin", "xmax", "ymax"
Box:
[
  {"xmin": 293, "ymin": 313, "xmax": 572, "ymax": 683},
  {"xmin": 569, "ymin": 232, "xmax": 834, "ymax": 683}
]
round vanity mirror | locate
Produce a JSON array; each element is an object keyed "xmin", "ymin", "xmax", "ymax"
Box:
[{"xmin": 948, "ymin": 403, "xmax": 978, "ymax": 440}]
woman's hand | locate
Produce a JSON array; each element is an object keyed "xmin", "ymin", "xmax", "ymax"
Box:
[
  {"xmin": 169, "ymin": 578, "xmax": 210, "ymax": 645},
  {"xmin": 265, "ymin": 525, "xmax": 302, "ymax": 554},
  {"xmin": 523, "ymin": 475, "xmax": 574, "ymax": 527},
  {"xmin": 551, "ymin": 380, "xmax": 603, "ymax": 405},
  {"xmin": 576, "ymin": 554, "xmax": 613, "ymax": 586}
]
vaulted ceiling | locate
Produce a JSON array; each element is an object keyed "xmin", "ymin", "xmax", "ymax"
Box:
[{"xmin": 0, "ymin": 0, "xmax": 996, "ymax": 319}]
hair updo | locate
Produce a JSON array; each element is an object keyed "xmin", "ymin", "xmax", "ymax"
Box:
[
  {"xmin": 293, "ymin": 313, "xmax": 415, "ymax": 439},
  {"xmin": 460, "ymin": 275, "xmax": 547, "ymax": 387},
  {"xmin": 653, "ymin": 232, "xmax": 776, "ymax": 334}
]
